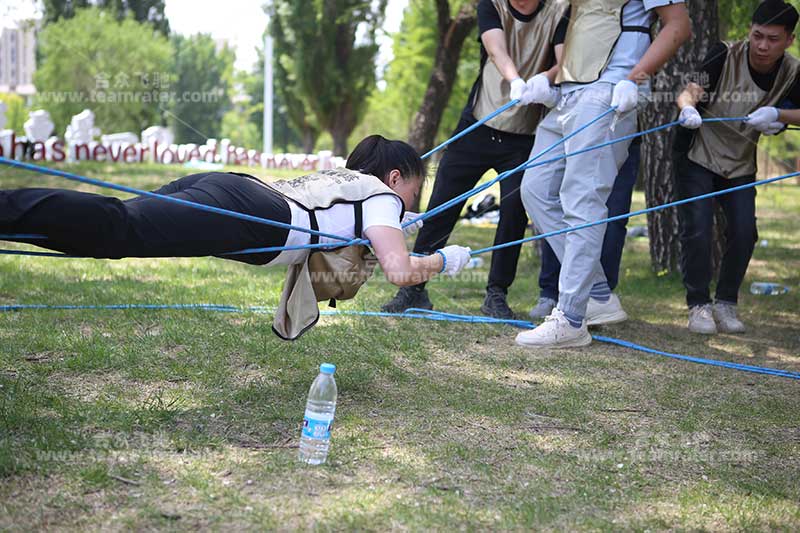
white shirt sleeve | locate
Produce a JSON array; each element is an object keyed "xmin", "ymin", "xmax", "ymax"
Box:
[
  {"xmin": 361, "ymin": 194, "xmax": 403, "ymax": 231},
  {"xmin": 643, "ymin": 0, "xmax": 684, "ymax": 11}
]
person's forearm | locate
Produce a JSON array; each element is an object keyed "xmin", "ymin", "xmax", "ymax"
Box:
[
  {"xmin": 628, "ymin": 18, "xmax": 691, "ymax": 83},
  {"xmin": 543, "ymin": 63, "xmax": 560, "ymax": 84},
  {"xmin": 386, "ymin": 254, "xmax": 443, "ymax": 287},
  {"xmin": 544, "ymin": 43, "xmax": 564, "ymax": 84},
  {"xmin": 777, "ymin": 108, "xmax": 800, "ymax": 125},
  {"xmin": 482, "ymin": 29, "xmax": 522, "ymax": 82},
  {"xmin": 491, "ymin": 51, "xmax": 522, "ymax": 82},
  {"xmin": 677, "ymin": 83, "xmax": 704, "ymax": 109}
]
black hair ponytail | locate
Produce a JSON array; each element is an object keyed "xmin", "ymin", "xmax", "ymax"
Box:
[{"xmin": 345, "ymin": 135, "xmax": 425, "ymax": 184}]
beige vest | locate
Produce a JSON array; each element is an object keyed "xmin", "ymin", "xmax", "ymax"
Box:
[
  {"xmin": 473, "ymin": 0, "xmax": 567, "ymax": 134},
  {"xmin": 688, "ymin": 41, "xmax": 800, "ymax": 178},
  {"xmin": 265, "ymin": 169, "xmax": 403, "ymax": 340},
  {"xmin": 556, "ymin": 0, "xmax": 630, "ymax": 84}
]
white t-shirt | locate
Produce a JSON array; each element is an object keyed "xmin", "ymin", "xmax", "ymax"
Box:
[{"xmin": 269, "ymin": 194, "xmax": 403, "ymax": 265}]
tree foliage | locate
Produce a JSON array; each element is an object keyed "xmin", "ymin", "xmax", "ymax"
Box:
[
  {"xmin": 235, "ymin": 37, "xmax": 308, "ymax": 153},
  {"xmin": 167, "ymin": 33, "xmax": 235, "ymax": 144},
  {"xmin": 43, "ymin": 0, "xmax": 169, "ymax": 34},
  {"xmin": 34, "ymin": 8, "xmax": 172, "ymax": 135},
  {"xmin": 268, "ymin": 0, "xmax": 387, "ymax": 156},
  {"xmin": 354, "ymin": 0, "xmax": 479, "ymax": 147},
  {"xmin": 0, "ymin": 93, "xmax": 28, "ymax": 135}
]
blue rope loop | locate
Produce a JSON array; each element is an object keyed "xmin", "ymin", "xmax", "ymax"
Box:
[
  {"xmin": 0, "ymin": 110, "xmax": 754, "ymax": 258},
  {"xmin": 401, "ymin": 106, "xmax": 619, "ymax": 230},
  {"xmin": 420, "ymin": 99, "xmax": 520, "ymax": 160},
  {"xmin": 1, "ymin": 303, "xmax": 797, "ymax": 380}
]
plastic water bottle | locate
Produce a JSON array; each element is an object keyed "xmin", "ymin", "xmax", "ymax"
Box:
[
  {"xmin": 298, "ymin": 363, "xmax": 338, "ymax": 465},
  {"xmin": 749, "ymin": 282, "xmax": 790, "ymax": 295}
]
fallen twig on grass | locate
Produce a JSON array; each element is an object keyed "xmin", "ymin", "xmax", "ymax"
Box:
[{"xmin": 109, "ymin": 474, "xmax": 140, "ymax": 486}]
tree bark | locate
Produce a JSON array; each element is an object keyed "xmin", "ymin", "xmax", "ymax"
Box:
[
  {"xmin": 640, "ymin": 0, "xmax": 720, "ymax": 273},
  {"xmin": 301, "ymin": 127, "xmax": 318, "ymax": 155},
  {"xmin": 407, "ymin": 0, "xmax": 478, "ymax": 156}
]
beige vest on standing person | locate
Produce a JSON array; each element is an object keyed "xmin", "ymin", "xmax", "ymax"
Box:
[
  {"xmin": 556, "ymin": 0, "xmax": 631, "ymax": 84},
  {"xmin": 688, "ymin": 41, "xmax": 800, "ymax": 178},
  {"xmin": 264, "ymin": 169, "xmax": 404, "ymax": 341},
  {"xmin": 472, "ymin": 0, "xmax": 567, "ymax": 134}
]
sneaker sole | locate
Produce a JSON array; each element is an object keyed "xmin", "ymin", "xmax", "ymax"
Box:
[
  {"xmin": 586, "ymin": 310, "xmax": 628, "ymax": 327},
  {"xmin": 688, "ymin": 323, "xmax": 717, "ymax": 335},
  {"xmin": 717, "ymin": 325, "xmax": 746, "ymax": 334},
  {"xmin": 515, "ymin": 331, "xmax": 592, "ymax": 348},
  {"xmin": 480, "ymin": 304, "xmax": 515, "ymax": 320},
  {"xmin": 380, "ymin": 302, "xmax": 433, "ymax": 314}
]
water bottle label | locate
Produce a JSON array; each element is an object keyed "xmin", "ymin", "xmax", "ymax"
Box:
[{"xmin": 302, "ymin": 416, "xmax": 333, "ymax": 440}]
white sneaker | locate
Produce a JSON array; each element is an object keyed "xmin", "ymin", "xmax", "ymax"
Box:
[
  {"xmin": 713, "ymin": 302, "xmax": 746, "ymax": 334},
  {"xmin": 516, "ymin": 308, "xmax": 591, "ymax": 348},
  {"xmin": 586, "ymin": 294, "xmax": 628, "ymax": 326},
  {"xmin": 688, "ymin": 304, "xmax": 717, "ymax": 335},
  {"xmin": 529, "ymin": 296, "xmax": 557, "ymax": 319}
]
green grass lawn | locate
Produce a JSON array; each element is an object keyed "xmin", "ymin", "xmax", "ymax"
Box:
[{"xmin": 1, "ymin": 162, "xmax": 798, "ymax": 531}]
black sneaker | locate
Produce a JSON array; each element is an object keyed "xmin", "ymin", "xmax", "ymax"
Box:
[
  {"xmin": 381, "ymin": 286, "xmax": 433, "ymax": 313},
  {"xmin": 480, "ymin": 287, "xmax": 515, "ymax": 319}
]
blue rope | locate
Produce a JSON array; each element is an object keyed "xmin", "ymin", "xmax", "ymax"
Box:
[
  {"xmin": 420, "ymin": 100, "xmax": 520, "ymax": 160},
  {"xmin": 0, "ymin": 156, "xmax": 353, "ymax": 243},
  {"xmin": 401, "ymin": 107, "xmax": 618, "ymax": 230},
  {"xmin": 0, "ymin": 115, "xmax": 772, "ymax": 259},
  {"xmin": 1, "ymin": 303, "xmax": 797, "ymax": 380},
  {"xmin": 471, "ymin": 170, "xmax": 800, "ymax": 256},
  {"xmin": 0, "ymin": 234, "xmax": 47, "ymax": 240}
]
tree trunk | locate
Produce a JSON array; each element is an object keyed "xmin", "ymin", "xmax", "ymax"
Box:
[
  {"xmin": 330, "ymin": 99, "xmax": 358, "ymax": 157},
  {"xmin": 301, "ymin": 127, "xmax": 318, "ymax": 155},
  {"xmin": 407, "ymin": 0, "xmax": 477, "ymax": 156},
  {"xmin": 640, "ymin": 0, "xmax": 720, "ymax": 273}
]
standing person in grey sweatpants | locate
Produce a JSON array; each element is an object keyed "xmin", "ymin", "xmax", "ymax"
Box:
[{"xmin": 516, "ymin": 0, "xmax": 691, "ymax": 348}]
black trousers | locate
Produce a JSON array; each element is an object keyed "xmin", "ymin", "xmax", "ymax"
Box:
[
  {"xmin": 413, "ymin": 118, "xmax": 535, "ymax": 292},
  {"xmin": 674, "ymin": 156, "xmax": 758, "ymax": 307},
  {"xmin": 0, "ymin": 172, "xmax": 291, "ymax": 265}
]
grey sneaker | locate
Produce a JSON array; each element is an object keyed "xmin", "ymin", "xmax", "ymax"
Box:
[
  {"xmin": 381, "ymin": 286, "xmax": 433, "ymax": 313},
  {"xmin": 713, "ymin": 302, "xmax": 746, "ymax": 333},
  {"xmin": 688, "ymin": 304, "xmax": 717, "ymax": 335},
  {"xmin": 529, "ymin": 297, "xmax": 557, "ymax": 319},
  {"xmin": 481, "ymin": 287, "xmax": 515, "ymax": 319}
]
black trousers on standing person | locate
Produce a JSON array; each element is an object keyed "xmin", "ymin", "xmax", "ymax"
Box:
[
  {"xmin": 413, "ymin": 117, "xmax": 534, "ymax": 292},
  {"xmin": 0, "ymin": 172, "xmax": 291, "ymax": 265},
  {"xmin": 674, "ymin": 155, "xmax": 758, "ymax": 308}
]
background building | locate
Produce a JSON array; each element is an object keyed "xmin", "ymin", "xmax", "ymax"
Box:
[{"xmin": 0, "ymin": 18, "xmax": 37, "ymax": 97}]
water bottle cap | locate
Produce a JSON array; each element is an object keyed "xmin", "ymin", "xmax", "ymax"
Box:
[{"xmin": 320, "ymin": 363, "xmax": 336, "ymax": 375}]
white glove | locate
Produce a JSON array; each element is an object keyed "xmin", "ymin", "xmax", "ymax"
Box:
[
  {"xmin": 611, "ymin": 79, "xmax": 638, "ymax": 114},
  {"xmin": 524, "ymin": 73, "xmax": 559, "ymax": 108},
  {"xmin": 763, "ymin": 121, "xmax": 786, "ymax": 136},
  {"xmin": 436, "ymin": 245, "xmax": 472, "ymax": 276},
  {"xmin": 678, "ymin": 106, "xmax": 702, "ymax": 129},
  {"xmin": 401, "ymin": 211, "xmax": 424, "ymax": 236},
  {"xmin": 746, "ymin": 106, "xmax": 780, "ymax": 132},
  {"xmin": 509, "ymin": 78, "xmax": 526, "ymax": 103}
]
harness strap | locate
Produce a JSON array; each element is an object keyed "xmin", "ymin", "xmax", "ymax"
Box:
[
  {"xmin": 621, "ymin": 25, "xmax": 651, "ymax": 33},
  {"xmin": 353, "ymin": 201, "xmax": 364, "ymax": 239},
  {"xmin": 308, "ymin": 212, "xmax": 319, "ymax": 246}
]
